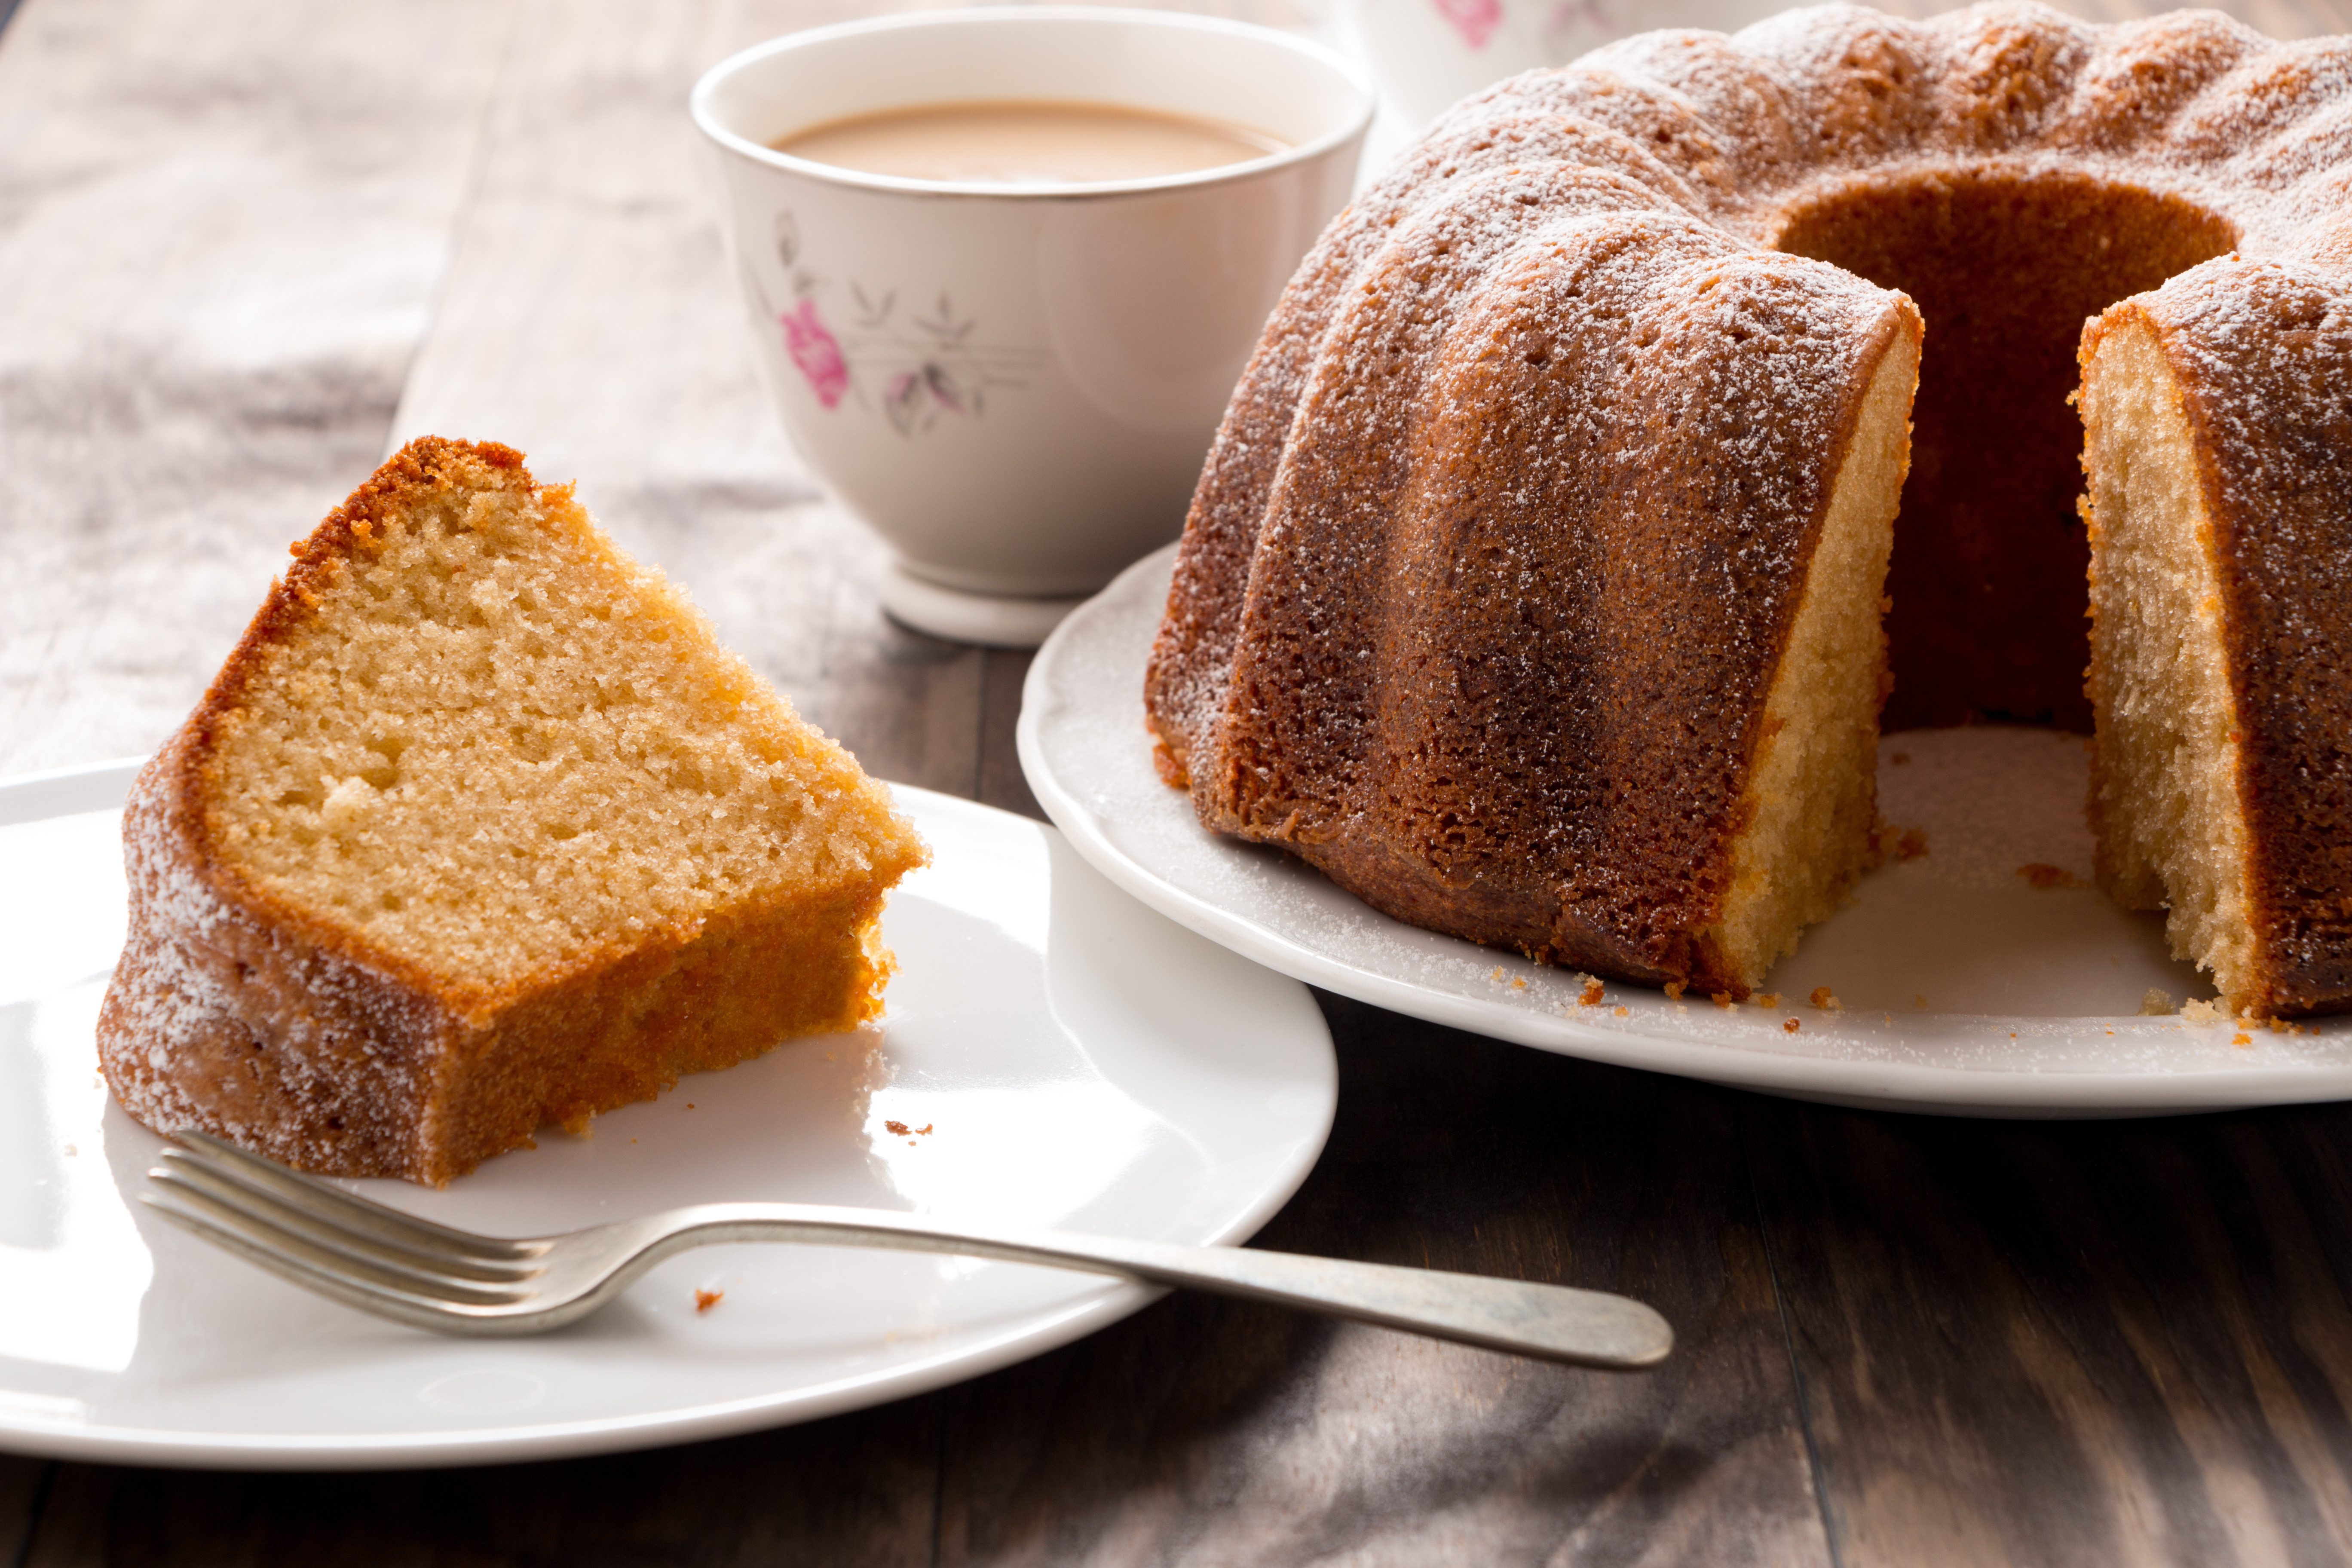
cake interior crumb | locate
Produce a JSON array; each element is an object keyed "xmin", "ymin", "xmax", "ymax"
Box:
[
  {"xmin": 210, "ymin": 475, "xmax": 913, "ymax": 990},
  {"xmin": 2083, "ymin": 316, "xmax": 2259, "ymax": 1011}
]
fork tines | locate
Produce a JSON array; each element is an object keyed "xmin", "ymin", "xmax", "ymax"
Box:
[{"xmin": 144, "ymin": 1130, "xmax": 544, "ymax": 1324}]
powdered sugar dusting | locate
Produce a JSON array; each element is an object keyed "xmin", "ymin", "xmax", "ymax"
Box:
[{"xmin": 1144, "ymin": 0, "xmax": 2352, "ymax": 998}]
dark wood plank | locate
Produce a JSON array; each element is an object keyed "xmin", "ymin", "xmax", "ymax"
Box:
[
  {"xmin": 0, "ymin": 1455, "xmax": 50, "ymax": 1566},
  {"xmin": 1752, "ymin": 1099, "xmax": 2352, "ymax": 1567},
  {"xmin": 978, "ymin": 650, "xmax": 1045, "ymax": 823},
  {"xmin": 18, "ymin": 1402, "xmax": 941, "ymax": 1568},
  {"xmin": 932, "ymin": 994, "xmax": 1830, "ymax": 1568}
]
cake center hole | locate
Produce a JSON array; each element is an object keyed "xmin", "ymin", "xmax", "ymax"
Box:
[{"xmin": 1771, "ymin": 169, "xmax": 2236, "ymax": 732}]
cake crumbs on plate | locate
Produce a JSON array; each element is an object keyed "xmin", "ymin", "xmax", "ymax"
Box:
[
  {"xmin": 1783, "ymin": 1018, "xmax": 1801, "ymax": 1033},
  {"xmin": 1755, "ymin": 993, "xmax": 1782, "ymax": 1009},
  {"xmin": 2017, "ymin": 862, "xmax": 2087, "ymax": 890},
  {"xmin": 694, "ymin": 1289, "xmax": 723, "ymax": 1313},
  {"xmin": 1809, "ymin": 986, "xmax": 1842, "ymax": 1010},
  {"xmin": 2233, "ymin": 1032, "xmax": 2254, "ymax": 1047},
  {"xmin": 1712, "ymin": 992, "xmax": 1735, "ymax": 1008},
  {"xmin": 1577, "ymin": 977, "xmax": 1605, "ymax": 1007},
  {"xmin": 1665, "ymin": 980, "xmax": 1686, "ymax": 1000},
  {"xmin": 1613, "ymin": 1005, "xmax": 1629, "ymax": 1017}
]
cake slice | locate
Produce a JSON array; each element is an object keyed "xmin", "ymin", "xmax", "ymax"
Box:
[
  {"xmin": 2080, "ymin": 264, "xmax": 2352, "ymax": 1019},
  {"xmin": 99, "ymin": 437, "xmax": 928, "ymax": 1182}
]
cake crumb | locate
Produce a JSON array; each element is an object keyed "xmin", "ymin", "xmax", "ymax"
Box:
[
  {"xmin": 1783, "ymin": 1018, "xmax": 1801, "ymax": 1033},
  {"xmin": 1578, "ymin": 977, "xmax": 1605, "ymax": 1007},
  {"xmin": 1664, "ymin": 980, "xmax": 1686, "ymax": 1000},
  {"xmin": 1897, "ymin": 828, "xmax": 1929, "ymax": 861},
  {"xmin": 1891, "ymin": 751, "xmax": 1911, "ymax": 766},
  {"xmin": 1491, "ymin": 967, "xmax": 1506, "ymax": 982},
  {"xmin": 2232, "ymin": 1032, "xmax": 2254, "ymax": 1048},
  {"xmin": 1613, "ymin": 1005, "xmax": 1629, "ymax": 1017},
  {"xmin": 694, "ymin": 1289, "xmax": 723, "ymax": 1313},
  {"xmin": 1513, "ymin": 976, "xmax": 1528, "ymax": 989},
  {"xmin": 2181, "ymin": 998, "xmax": 2221, "ymax": 1024},
  {"xmin": 2017, "ymin": 862, "xmax": 2086, "ymax": 890},
  {"xmin": 1712, "ymin": 992, "xmax": 1735, "ymax": 1008},
  {"xmin": 1755, "ymin": 993, "xmax": 1782, "ymax": 1009},
  {"xmin": 2139, "ymin": 989, "xmax": 2175, "ymax": 1017},
  {"xmin": 1809, "ymin": 986, "xmax": 1842, "ymax": 1010}
]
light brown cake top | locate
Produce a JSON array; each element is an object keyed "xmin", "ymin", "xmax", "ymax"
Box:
[
  {"xmin": 1149, "ymin": 0, "xmax": 2352, "ymax": 766},
  {"xmin": 180, "ymin": 437, "xmax": 925, "ymax": 1006}
]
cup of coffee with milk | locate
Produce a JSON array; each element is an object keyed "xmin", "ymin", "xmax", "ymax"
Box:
[{"xmin": 693, "ymin": 7, "xmax": 1374, "ymax": 646}]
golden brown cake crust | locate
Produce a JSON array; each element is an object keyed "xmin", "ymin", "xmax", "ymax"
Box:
[
  {"xmin": 1145, "ymin": 0, "xmax": 2352, "ymax": 996},
  {"xmin": 99, "ymin": 438, "xmax": 923, "ymax": 1182}
]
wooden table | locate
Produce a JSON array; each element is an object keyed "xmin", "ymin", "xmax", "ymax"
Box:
[{"xmin": 7, "ymin": 0, "xmax": 2352, "ymax": 1561}]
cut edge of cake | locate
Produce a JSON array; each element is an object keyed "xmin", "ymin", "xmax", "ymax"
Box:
[
  {"xmin": 2079, "ymin": 309, "xmax": 2261, "ymax": 1014},
  {"xmin": 1704, "ymin": 303, "xmax": 1923, "ymax": 989},
  {"xmin": 98, "ymin": 437, "xmax": 929, "ymax": 1183}
]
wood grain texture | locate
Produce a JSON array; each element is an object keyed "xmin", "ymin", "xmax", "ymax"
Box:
[
  {"xmin": 1754, "ymin": 1100, "xmax": 2352, "ymax": 1568},
  {"xmin": 0, "ymin": 1454, "xmax": 50, "ymax": 1567},
  {"xmin": 933, "ymin": 996, "xmax": 1829, "ymax": 1568},
  {"xmin": 17, "ymin": 1403, "xmax": 941, "ymax": 1568},
  {"xmin": 979, "ymin": 650, "xmax": 1045, "ymax": 822}
]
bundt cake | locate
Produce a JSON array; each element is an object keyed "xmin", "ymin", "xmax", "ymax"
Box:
[
  {"xmin": 101, "ymin": 438, "xmax": 929, "ymax": 1183},
  {"xmin": 1145, "ymin": 1, "xmax": 2352, "ymax": 1013}
]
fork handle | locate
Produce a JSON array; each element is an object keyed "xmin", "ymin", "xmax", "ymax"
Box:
[{"xmin": 606, "ymin": 1205, "xmax": 1672, "ymax": 1370}]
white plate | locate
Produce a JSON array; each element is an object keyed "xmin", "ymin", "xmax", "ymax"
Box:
[
  {"xmin": 1017, "ymin": 545, "xmax": 2352, "ymax": 1117},
  {"xmin": 0, "ymin": 760, "xmax": 1334, "ymax": 1468}
]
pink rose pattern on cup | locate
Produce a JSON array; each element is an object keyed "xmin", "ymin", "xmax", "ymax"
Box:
[
  {"xmin": 1433, "ymin": 0, "xmax": 1501, "ymax": 48},
  {"xmin": 781, "ymin": 298, "xmax": 850, "ymax": 409},
  {"xmin": 762, "ymin": 211, "xmax": 1043, "ymax": 436}
]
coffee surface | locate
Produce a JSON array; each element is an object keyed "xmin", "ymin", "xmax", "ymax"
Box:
[{"xmin": 773, "ymin": 100, "xmax": 1286, "ymax": 184}]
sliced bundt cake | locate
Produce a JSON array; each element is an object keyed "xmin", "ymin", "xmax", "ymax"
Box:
[
  {"xmin": 1147, "ymin": 2, "xmax": 2352, "ymax": 1011},
  {"xmin": 100, "ymin": 437, "xmax": 928, "ymax": 1182}
]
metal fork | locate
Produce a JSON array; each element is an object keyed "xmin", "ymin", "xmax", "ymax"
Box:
[{"xmin": 143, "ymin": 1131, "xmax": 1672, "ymax": 1369}]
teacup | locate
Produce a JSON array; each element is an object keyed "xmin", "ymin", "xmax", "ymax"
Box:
[{"xmin": 693, "ymin": 7, "xmax": 1375, "ymax": 646}]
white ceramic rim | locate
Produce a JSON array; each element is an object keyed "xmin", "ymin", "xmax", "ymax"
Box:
[
  {"xmin": 689, "ymin": 5, "xmax": 1378, "ymax": 199},
  {"xmin": 1014, "ymin": 547, "xmax": 2352, "ymax": 1118},
  {"xmin": 0, "ymin": 758, "xmax": 1339, "ymax": 1468}
]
